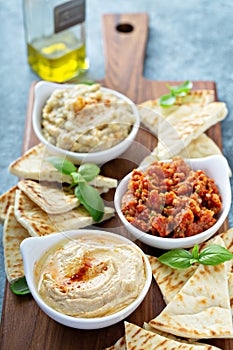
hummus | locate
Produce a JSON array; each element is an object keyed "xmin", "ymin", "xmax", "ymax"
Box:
[
  {"xmin": 41, "ymin": 83, "xmax": 135, "ymax": 153},
  {"xmin": 34, "ymin": 235, "xmax": 147, "ymax": 318}
]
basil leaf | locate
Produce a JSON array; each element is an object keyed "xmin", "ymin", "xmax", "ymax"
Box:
[
  {"xmin": 75, "ymin": 183, "xmax": 104, "ymax": 222},
  {"xmin": 158, "ymin": 249, "xmax": 193, "ymax": 269},
  {"xmin": 159, "ymin": 93, "xmax": 176, "ymax": 107},
  {"xmin": 167, "ymin": 80, "xmax": 193, "ymax": 95},
  {"xmin": 71, "ymin": 172, "xmax": 85, "ymax": 184},
  {"xmin": 46, "ymin": 157, "xmax": 76, "ymax": 175},
  {"xmin": 10, "ymin": 277, "xmax": 30, "ymax": 295},
  {"xmin": 192, "ymin": 244, "xmax": 199, "ymax": 259},
  {"xmin": 199, "ymin": 245, "xmax": 233, "ymax": 265},
  {"xmin": 78, "ymin": 163, "xmax": 100, "ymax": 182}
]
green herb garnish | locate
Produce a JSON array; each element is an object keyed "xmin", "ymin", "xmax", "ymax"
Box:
[
  {"xmin": 10, "ymin": 277, "xmax": 30, "ymax": 295},
  {"xmin": 159, "ymin": 80, "xmax": 193, "ymax": 107},
  {"xmin": 158, "ymin": 244, "xmax": 233, "ymax": 269},
  {"xmin": 47, "ymin": 158, "xmax": 104, "ymax": 222}
]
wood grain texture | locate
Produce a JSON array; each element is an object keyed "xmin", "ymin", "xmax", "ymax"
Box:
[{"xmin": 0, "ymin": 13, "xmax": 230, "ymax": 350}]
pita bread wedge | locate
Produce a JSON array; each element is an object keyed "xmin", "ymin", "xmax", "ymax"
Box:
[
  {"xmin": 148, "ymin": 228, "xmax": 233, "ymax": 314},
  {"xmin": 156, "ymin": 101, "xmax": 227, "ymax": 160},
  {"xmin": 125, "ymin": 322, "xmax": 222, "ymax": 349},
  {"xmin": 0, "ymin": 185, "xmax": 18, "ymax": 223},
  {"xmin": 138, "ymin": 90, "xmax": 215, "ymax": 128},
  {"xmin": 18, "ymin": 180, "xmax": 78, "ymax": 214},
  {"xmin": 148, "ymin": 255, "xmax": 196, "ymax": 304},
  {"xmin": 8, "ymin": 143, "xmax": 118, "ymax": 188},
  {"xmin": 17, "ymin": 179, "xmax": 110, "ymax": 214},
  {"xmin": 140, "ymin": 134, "xmax": 231, "ymax": 178},
  {"xmin": 14, "ymin": 190, "xmax": 115, "ymax": 237},
  {"xmin": 149, "ymin": 236, "xmax": 233, "ymax": 339},
  {"xmin": 104, "ymin": 337, "xmax": 126, "ymax": 350},
  {"xmin": 3, "ymin": 205, "xmax": 29, "ymax": 282}
]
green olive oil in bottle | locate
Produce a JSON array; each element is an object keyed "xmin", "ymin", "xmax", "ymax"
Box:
[{"xmin": 23, "ymin": 0, "xmax": 89, "ymax": 82}]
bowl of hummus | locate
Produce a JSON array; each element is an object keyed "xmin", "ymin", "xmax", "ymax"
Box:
[
  {"xmin": 32, "ymin": 81, "xmax": 140, "ymax": 165},
  {"xmin": 20, "ymin": 230, "xmax": 152, "ymax": 329},
  {"xmin": 114, "ymin": 155, "xmax": 231, "ymax": 250}
]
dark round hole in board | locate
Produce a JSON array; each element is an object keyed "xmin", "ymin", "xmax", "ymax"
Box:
[{"xmin": 116, "ymin": 23, "xmax": 134, "ymax": 33}]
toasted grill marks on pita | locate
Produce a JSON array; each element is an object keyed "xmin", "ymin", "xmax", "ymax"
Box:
[
  {"xmin": 18, "ymin": 179, "xmax": 110, "ymax": 214},
  {"xmin": 138, "ymin": 90, "xmax": 215, "ymax": 129},
  {"xmin": 14, "ymin": 190, "xmax": 115, "ymax": 237},
  {"xmin": 148, "ymin": 229, "xmax": 233, "ymax": 315},
  {"xmin": 104, "ymin": 337, "xmax": 126, "ymax": 350},
  {"xmin": 138, "ymin": 89, "xmax": 228, "ymax": 168},
  {"xmin": 156, "ymin": 102, "xmax": 227, "ymax": 160},
  {"xmin": 149, "ymin": 236, "xmax": 233, "ymax": 339},
  {"xmin": 124, "ymin": 322, "xmax": 222, "ymax": 349},
  {"xmin": 8, "ymin": 143, "xmax": 70, "ymax": 183},
  {"xmin": 18, "ymin": 180, "xmax": 79, "ymax": 214},
  {"xmin": 148, "ymin": 255, "xmax": 196, "ymax": 303},
  {"xmin": 140, "ymin": 133, "xmax": 228, "ymax": 169},
  {"xmin": 3, "ymin": 205, "xmax": 29, "ymax": 282},
  {"xmin": 8, "ymin": 143, "xmax": 118, "ymax": 188},
  {"xmin": 0, "ymin": 185, "xmax": 18, "ymax": 223}
]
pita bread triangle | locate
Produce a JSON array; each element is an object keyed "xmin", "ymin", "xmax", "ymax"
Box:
[
  {"xmin": 149, "ymin": 236, "xmax": 233, "ymax": 339},
  {"xmin": 17, "ymin": 179, "xmax": 110, "ymax": 214},
  {"xmin": 155, "ymin": 101, "xmax": 227, "ymax": 160},
  {"xmin": 14, "ymin": 189, "xmax": 115, "ymax": 237},
  {"xmin": 140, "ymin": 133, "xmax": 231, "ymax": 178},
  {"xmin": 138, "ymin": 89, "xmax": 215, "ymax": 128},
  {"xmin": 148, "ymin": 228, "xmax": 233, "ymax": 308},
  {"xmin": 104, "ymin": 336, "xmax": 126, "ymax": 350},
  {"xmin": 3, "ymin": 205, "xmax": 29, "ymax": 282},
  {"xmin": 148, "ymin": 254, "xmax": 197, "ymax": 304},
  {"xmin": 0, "ymin": 185, "xmax": 18, "ymax": 223},
  {"xmin": 8, "ymin": 143, "xmax": 118, "ymax": 188},
  {"xmin": 18, "ymin": 179, "xmax": 80, "ymax": 214},
  {"xmin": 124, "ymin": 321, "xmax": 222, "ymax": 349}
]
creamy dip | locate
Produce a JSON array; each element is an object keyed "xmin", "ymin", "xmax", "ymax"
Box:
[
  {"xmin": 41, "ymin": 83, "xmax": 135, "ymax": 153},
  {"xmin": 34, "ymin": 235, "xmax": 147, "ymax": 318}
]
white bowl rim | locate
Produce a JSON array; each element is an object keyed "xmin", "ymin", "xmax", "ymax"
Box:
[
  {"xmin": 20, "ymin": 229, "xmax": 152, "ymax": 327},
  {"xmin": 114, "ymin": 155, "xmax": 231, "ymax": 247},
  {"xmin": 32, "ymin": 81, "xmax": 140, "ymax": 159}
]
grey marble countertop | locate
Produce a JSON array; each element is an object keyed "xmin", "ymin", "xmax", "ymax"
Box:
[{"xmin": 1, "ymin": 0, "xmax": 233, "ymax": 316}]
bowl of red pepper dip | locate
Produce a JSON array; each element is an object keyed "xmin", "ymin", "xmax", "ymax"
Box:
[{"xmin": 114, "ymin": 155, "xmax": 231, "ymax": 249}]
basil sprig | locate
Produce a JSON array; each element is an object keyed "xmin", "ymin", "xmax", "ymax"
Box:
[
  {"xmin": 47, "ymin": 157, "xmax": 104, "ymax": 222},
  {"xmin": 10, "ymin": 277, "xmax": 30, "ymax": 295},
  {"xmin": 159, "ymin": 80, "xmax": 193, "ymax": 107},
  {"xmin": 158, "ymin": 244, "xmax": 233, "ymax": 269}
]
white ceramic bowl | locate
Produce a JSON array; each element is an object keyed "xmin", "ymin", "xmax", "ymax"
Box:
[
  {"xmin": 32, "ymin": 81, "xmax": 140, "ymax": 165},
  {"xmin": 114, "ymin": 155, "xmax": 231, "ymax": 250},
  {"xmin": 20, "ymin": 229, "xmax": 152, "ymax": 329}
]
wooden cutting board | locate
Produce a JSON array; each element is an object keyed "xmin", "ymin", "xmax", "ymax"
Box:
[{"xmin": 0, "ymin": 14, "xmax": 231, "ymax": 350}]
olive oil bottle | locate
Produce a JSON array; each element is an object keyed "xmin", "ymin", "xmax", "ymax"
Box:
[{"xmin": 23, "ymin": 0, "xmax": 89, "ymax": 82}]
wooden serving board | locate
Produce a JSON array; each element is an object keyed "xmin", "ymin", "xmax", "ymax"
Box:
[{"xmin": 1, "ymin": 14, "xmax": 231, "ymax": 350}]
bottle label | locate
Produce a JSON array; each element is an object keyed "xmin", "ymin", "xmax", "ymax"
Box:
[{"xmin": 54, "ymin": 0, "xmax": 85, "ymax": 33}]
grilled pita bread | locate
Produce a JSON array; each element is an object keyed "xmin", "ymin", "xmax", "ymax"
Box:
[
  {"xmin": 18, "ymin": 180, "xmax": 78, "ymax": 214},
  {"xmin": 8, "ymin": 143, "xmax": 118, "ymax": 188},
  {"xmin": 18, "ymin": 179, "xmax": 110, "ymax": 214},
  {"xmin": 140, "ymin": 133, "xmax": 230, "ymax": 175},
  {"xmin": 148, "ymin": 228, "xmax": 233, "ymax": 314},
  {"xmin": 154, "ymin": 102, "xmax": 227, "ymax": 160},
  {"xmin": 104, "ymin": 337, "xmax": 126, "ymax": 350},
  {"xmin": 14, "ymin": 190, "xmax": 115, "ymax": 237},
  {"xmin": 149, "ymin": 236, "xmax": 233, "ymax": 339},
  {"xmin": 3, "ymin": 205, "xmax": 29, "ymax": 282},
  {"xmin": 148, "ymin": 255, "xmax": 197, "ymax": 304},
  {"xmin": 139, "ymin": 90, "xmax": 229, "ymax": 168},
  {"xmin": 0, "ymin": 185, "xmax": 18, "ymax": 223},
  {"xmin": 124, "ymin": 322, "xmax": 222, "ymax": 349},
  {"xmin": 139, "ymin": 90, "xmax": 215, "ymax": 128}
]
